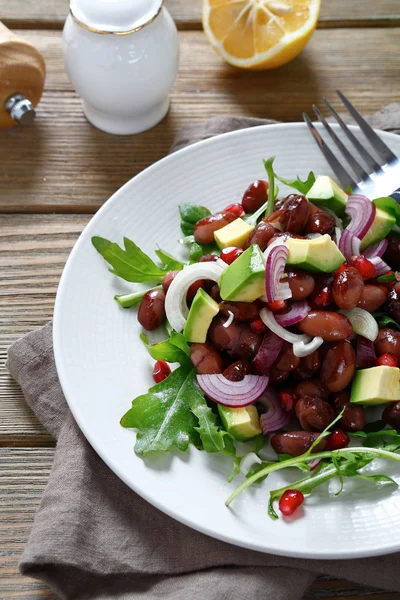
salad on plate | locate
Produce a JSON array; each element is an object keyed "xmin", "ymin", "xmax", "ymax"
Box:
[{"xmin": 93, "ymin": 157, "xmax": 400, "ymax": 520}]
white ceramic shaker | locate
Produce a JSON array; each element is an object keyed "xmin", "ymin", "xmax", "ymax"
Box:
[{"xmin": 62, "ymin": 0, "xmax": 179, "ymax": 135}]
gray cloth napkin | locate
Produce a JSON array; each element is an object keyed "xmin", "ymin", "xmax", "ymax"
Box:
[{"xmin": 7, "ymin": 105, "xmax": 400, "ymax": 600}]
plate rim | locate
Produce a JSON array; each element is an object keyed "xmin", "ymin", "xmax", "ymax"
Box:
[{"xmin": 53, "ymin": 121, "xmax": 400, "ymax": 560}]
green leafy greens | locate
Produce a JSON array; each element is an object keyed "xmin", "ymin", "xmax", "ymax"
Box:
[
  {"xmin": 92, "ymin": 236, "xmax": 177, "ymax": 283},
  {"xmin": 372, "ymin": 312, "xmax": 400, "ymax": 330},
  {"xmin": 179, "ymin": 204, "xmax": 211, "ymax": 236},
  {"xmin": 115, "ymin": 286, "xmax": 162, "ymax": 309},
  {"xmin": 273, "ymin": 165, "xmax": 316, "ymax": 195},
  {"xmin": 140, "ymin": 332, "xmax": 190, "ymax": 365}
]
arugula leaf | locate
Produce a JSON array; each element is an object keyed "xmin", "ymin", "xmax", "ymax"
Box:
[
  {"xmin": 92, "ymin": 236, "xmax": 166, "ymax": 283},
  {"xmin": 246, "ymin": 461, "xmax": 272, "ymax": 483},
  {"xmin": 274, "ymin": 169, "xmax": 316, "ymax": 195},
  {"xmin": 115, "ymin": 286, "xmax": 162, "ymax": 308},
  {"xmin": 191, "ymin": 401, "xmax": 227, "ymax": 453},
  {"xmin": 121, "ymin": 365, "xmax": 201, "ymax": 455},
  {"xmin": 165, "ymin": 320, "xmax": 175, "ymax": 337},
  {"xmin": 228, "ymin": 456, "xmax": 241, "ymax": 483},
  {"xmin": 263, "ymin": 157, "xmax": 277, "ymax": 217},
  {"xmin": 169, "ymin": 333, "xmax": 191, "ymax": 357},
  {"xmin": 372, "ymin": 312, "xmax": 400, "ymax": 330},
  {"xmin": 377, "ymin": 272, "xmax": 397, "ymax": 284},
  {"xmin": 373, "ymin": 197, "xmax": 400, "ymax": 226},
  {"xmin": 179, "ymin": 235, "xmax": 196, "ymax": 246},
  {"xmin": 140, "ymin": 333, "xmax": 189, "ymax": 364},
  {"xmin": 189, "ymin": 242, "xmax": 218, "ymax": 263},
  {"xmin": 180, "ymin": 204, "xmax": 211, "ymax": 236},
  {"xmin": 155, "ymin": 248, "xmax": 185, "ymax": 271}
]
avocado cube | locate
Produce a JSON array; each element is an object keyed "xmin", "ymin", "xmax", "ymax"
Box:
[
  {"xmin": 350, "ymin": 366, "xmax": 400, "ymax": 406},
  {"xmin": 360, "ymin": 208, "xmax": 396, "ymax": 250},
  {"xmin": 307, "ymin": 175, "xmax": 348, "ymax": 216},
  {"xmin": 218, "ymin": 405, "xmax": 262, "ymax": 442},
  {"xmin": 286, "ymin": 234, "xmax": 344, "ymax": 273},
  {"xmin": 183, "ymin": 289, "xmax": 219, "ymax": 343},
  {"xmin": 219, "ymin": 244, "xmax": 265, "ymax": 302},
  {"xmin": 214, "ymin": 218, "xmax": 255, "ymax": 250}
]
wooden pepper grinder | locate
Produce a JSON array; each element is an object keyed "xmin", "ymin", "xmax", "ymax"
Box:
[{"xmin": 0, "ymin": 22, "xmax": 45, "ymax": 128}]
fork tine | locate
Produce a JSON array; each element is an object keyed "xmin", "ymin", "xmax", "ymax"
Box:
[
  {"xmin": 322, "ymin": 97, "xmax": 382, "ymax": 173},
  {"xmin": 302, "ymin": 112, "xmax": 357, "ymax": 191},
  {"xmin": 312, "ymin": 104, "xmax": 371, "ymax": 184},
  {"xmin": 337, "ymin": 90, "xmax": 397, "ymax": 166}
]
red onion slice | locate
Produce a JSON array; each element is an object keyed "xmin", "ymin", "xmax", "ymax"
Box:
[
  {"xmin": 370, "ymin": 256, "xmax": 391, "ymax": 277},
  {"xmin": 309, "ymin": 458, "xmax": 321, "ymax": 471},
  {"xmin": 258, "ymin": 389, "xmax": 290, "ymax": 435},
  {"xmin": 252, "ymin": 331, "xmax": 284, "ymax": 374},
  {"xmin": 356, "ymin": 335, "xmax": 377, "ymax": 369},
  {"xmin": 275, "ymin": 301, "xmax": 311, "ymax": 327},
  {"xmin": 363, "ymin": 239, "xmax": 388, "ymax": 259},
  {"xmin": 264, "ymin": 243, "xmax": 289, "ymax": 302},
  {"xmin": 345, "ymin": 194, "xmax": 376, "ymax": 240},
  {"xmin": 196, "ymin": 374, "xmax": 269, "ymax": 407},
  {"xmin": 339, "ymin": 229, "xmax": 361, "ymax": 260}
]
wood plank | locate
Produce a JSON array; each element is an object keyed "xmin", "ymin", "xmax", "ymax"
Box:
[
  {"xmin": 0, "ymin": 447, "xmax": 397, "ymax": 600},
  {"xmin": 0, "ymin": 214, "xmax": 89, "ymax": 445},
  {"xmin": 1, "ymin": 28, "xmax": 400, "ymax": 213},
  {"xmin": 0, "ymin": 0, "xmax": 399, "ymax": 29}
]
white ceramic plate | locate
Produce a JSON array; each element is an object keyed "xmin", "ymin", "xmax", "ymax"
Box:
[{"xmin": 54, "ymin": 123, "xmax": 400, "ymax": 559}]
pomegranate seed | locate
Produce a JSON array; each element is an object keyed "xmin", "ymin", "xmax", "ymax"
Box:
[
  {"xmin": 267, "ymin": 300, "xmax": 287, "ymax": 312},
  {"xmin": 153, "ymin": 360, "xmax": 171, "ymax": 384},
  {"xmin": 351, "ymin": 255, "xmax": 376, "ymax": 280},
  {"xmin": 326, "ymin": 429, "xmax": 350, "ymax": 451},
  {"xmin": 313, "ymin": 288, "xmax": 332, "ymax": 308},
  {"xmin": 250, "ymin": 318, "xmax": 267, "ymax": 335},
  {"xmin": 377, "ymin": 353, "xmax": 399, "ymax": 367},
  {"xmin": 224, "ymin": 203, "xmax": 245, "ymax": 217},
  {"xmin": 280, "ymin": 391, "xmax": 295, "ymax": 413},
  {"xmin": 279, "ymin": 489, "xmax": 305, "ymax": 516},
  {"xmin": 220, "ymin": 246, "xmax": 243, "ymax": 265},
  {"xmin": 334, "ymin": 263, "xmax": 347, "ymax": 277}
]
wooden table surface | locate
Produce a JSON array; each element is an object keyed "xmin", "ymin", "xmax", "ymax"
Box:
[{"xmin": 1, "ymin": 1, "xmax": 400, "ymax": 598}]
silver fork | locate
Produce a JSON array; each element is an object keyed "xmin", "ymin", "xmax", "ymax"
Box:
[{"xmin": 303, "ymin": 90, "xmax": 400, "ymax": 203}]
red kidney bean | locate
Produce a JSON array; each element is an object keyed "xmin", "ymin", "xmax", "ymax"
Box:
[
  {"xmin": 242, "ymin": 180, "xmax": 268, "ymax": 214},
  {"xmin": 210, "ymin": 284, "xmax": 222, "ymax": 303},
  {"xmin": 383, "ymin": 234, "xmax": 400, "ymax": 271},
  {"xmin": 209, "ymin": 318, "xmax": 242, "ymax": 352},
  {"xmin": 187, "ymin": 279, "xmax": 207, "ymax": 304},
  {"xmin": 263, "ymin": 209, "xmax": 288, "ymax": 231},
  {"xmin": 295, "ymin": 379, "xmax": 329, "ymax": 401},
  {"xmin": 199, "ymin": 253, "xmax": 219, "ymax": 263},
  {"xmin": 194, "ymin": 212, "xmax": 237, "ymax": 244},
  {"xmin": 229, "ymin": 324, "xmax": 262, "ymax": 362},
  {"xmin": 320, "ymin": 341, "xmax": 356, "ymax": 393},
  {"xmin": 271, "ymin": 431, "xmax": 328, "ymax": 457},
  {"xmin": 295, "ymin": 395, "xmax": 336, "ymax": 431},
  {"xmin": 293, "ymin": 349, "xmax": 321, "ymax": 380},
  {"xmin": 331, "ymin": 389, "xmax": 366, "ymax": 432},
  {"xmin": 286, "ymin": 269, "xmax": 316, "ymax": 301},
  {"xmin": 282, "ymin": 194, "xmax": 311, "ymax": 233},
  {"xmin": 190, "ymin": 343, "xmax": 224, "ymax": 375},
  {"xmin": 137, "ymin": 289, "xmax": 166, "ymax": 331},
  {"xmin": 357, "ymin": 284, "xmax": 388, "ymax": 312},
  {"xmin": 223, "ymin": 361, "xmax": 251, "ymax": 381},
  {"xmin": 162, "ymin": 270, "xmax": 179, "ymax": 293},
  {"xmin": 305, "ymin": 211, "xmax": 335, "ymax": 235},
  {"xmin": 219, "ymin": 301, "xmax": 259, "ymax": 322},
  {"xmin": 269, "ymin": 367, "xmax": 290, "ymax": 385},
  {"xmin": 388, "ymin": 300, "xmax": 400, "ymax": 325},
  {"xmin": 375, "ymin": 328, "xmax": 400, "ymax": 360},
  {"xmin": 243, "ymin": 221, "xmax": 275, "ymax": 251},
  {"xmin": 332, "ymin": 267, "xmax": 364, "ymax": 310},
  {"xmin": 274, "ymin": 342, "xmax": 301, "ymax": 372},
  {"xmin": 383, "ymin": 402, "xmax": 400, "ymax": 429},
  {"xmin": 297, "ymin": 311, "xmax": 353, "ymax": 341}
]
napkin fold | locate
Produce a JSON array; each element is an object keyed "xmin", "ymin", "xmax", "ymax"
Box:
[{"xmin": 7, "ymin": 105, "xmax": 400, "ymax": 600}]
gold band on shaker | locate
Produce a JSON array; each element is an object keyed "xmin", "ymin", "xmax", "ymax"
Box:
[{"xmin": 70, "ymin": 0, "xmax": 165, "ymax": 35}]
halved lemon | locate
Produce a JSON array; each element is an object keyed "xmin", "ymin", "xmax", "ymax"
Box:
[{"xmin": 202, "ymin": 0, "xmax": 321, "ymax": 70}]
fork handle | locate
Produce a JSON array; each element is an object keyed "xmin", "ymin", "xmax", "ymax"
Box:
[{"xmin": 390, "ymin": 188, "xmax": 400, "ymax": 204}]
